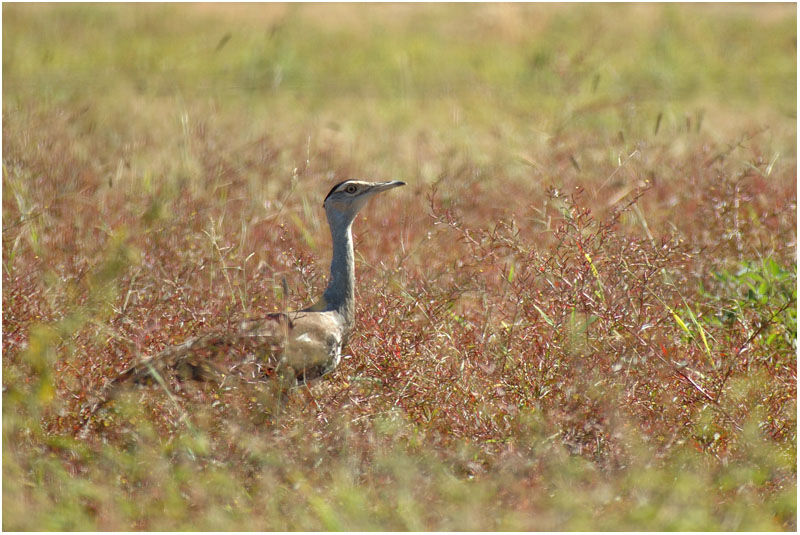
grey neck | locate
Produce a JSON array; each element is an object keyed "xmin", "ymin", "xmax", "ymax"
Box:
[{"xmin": 322, "ymin": 212, "xmax": 356, "ymax": 327}]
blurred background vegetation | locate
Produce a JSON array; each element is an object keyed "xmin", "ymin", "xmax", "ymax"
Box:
[
  {"xmin": 3, "ymin": 3, "xmax": 795, "ymax": 180},
  {"xmin": 2, "ymin": 3, "xmax": 796, "ymax": 530}
]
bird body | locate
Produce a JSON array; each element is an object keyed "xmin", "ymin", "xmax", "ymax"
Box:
[{"xmin": 79, "ymin": 179, "xmax": 404, "ymax": 429}]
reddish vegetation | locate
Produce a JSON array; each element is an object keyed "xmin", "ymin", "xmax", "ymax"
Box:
[
  {"xmin": 5, "ymin": 118, "xmax": 794, "ymax": 459},
  {"xmin": 2, "ymin": 4, "xmax": 795, "ymax": 528}
]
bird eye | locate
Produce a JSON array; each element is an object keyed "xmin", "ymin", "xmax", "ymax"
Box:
[{"xmin": 345, "ymin": 184, "xmax": 358, "ymax": 193}]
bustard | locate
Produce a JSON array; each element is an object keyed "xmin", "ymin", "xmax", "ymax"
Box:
[{"xmin": 80, "ymin": 179, "xmax": 405, "ymax": 429}]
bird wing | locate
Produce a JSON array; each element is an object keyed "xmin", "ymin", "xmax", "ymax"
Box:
[
  {"xmin": 79, "ymin": 310, "xmax": 346, "ymax": 433},
  {"xmin": 119, "ymin": 313, "xmax": 289, "ymax": 386}
]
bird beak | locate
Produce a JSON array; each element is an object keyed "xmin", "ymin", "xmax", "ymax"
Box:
[{"xmin": 368, "ymin": 180, "xmax": 406, "ymax": 194}]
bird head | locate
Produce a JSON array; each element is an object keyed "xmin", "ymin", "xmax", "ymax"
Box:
[{"xmin": 323, "ymin": 180, "xmax": 405, "ymax": 226}]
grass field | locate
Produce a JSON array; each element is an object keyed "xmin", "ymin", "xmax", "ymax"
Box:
[{"xmin": 2, "ymin": 3, "xmax": 797, "ymax": 530}]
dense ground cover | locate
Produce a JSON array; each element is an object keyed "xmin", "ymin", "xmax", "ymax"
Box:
[{"xmin": 3, "ymin": 3, "xmax": 796, "ymax": 530}]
